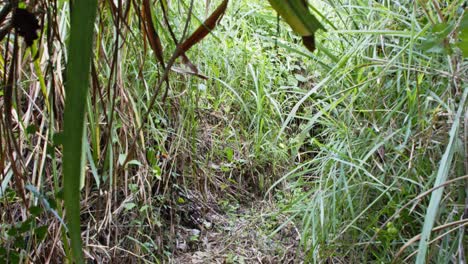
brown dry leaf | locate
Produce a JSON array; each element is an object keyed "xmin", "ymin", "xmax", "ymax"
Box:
[
  {"xmin": 173, "ymin": 0, "xmax": 229, "ymax": 80},
  {"xmin": 178, "ymin": 0, "xmax": 228, "ymax": 54},
  {"xmin": 142, "ymin": 0, "xmax": 165, "ymax": 66}
]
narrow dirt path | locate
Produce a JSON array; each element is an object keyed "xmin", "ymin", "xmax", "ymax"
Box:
[{"xmin": 172, "ymin": 195, "xmax": 303, "ymax": 263}]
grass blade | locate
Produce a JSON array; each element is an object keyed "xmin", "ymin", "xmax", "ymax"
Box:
[
  {"xmin": 415, "ymin": 87, "xmax": 468, "ymax": 263},
  {"xmin": 62, "ymin": 1, "xmax": 98, "ymax": 262}
]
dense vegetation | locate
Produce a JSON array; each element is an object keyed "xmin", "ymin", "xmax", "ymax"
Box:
[{"xmin": 0, "ymin": 0, "xmax": 467, "ymax": 263}]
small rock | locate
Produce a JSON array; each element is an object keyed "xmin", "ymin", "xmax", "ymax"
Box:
[
  {"xmin": 203, "ymin": 221, "xmax": 212, "ymax": 229},
  {"xmin": 176, "ymin": 239, "xmax": 188, "ymax": 251},
  {"xmin": 190, "ymin": 229, "xmax": 201, "ymax": 236}
]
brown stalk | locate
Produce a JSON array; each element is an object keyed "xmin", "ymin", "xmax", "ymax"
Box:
[
  {"xmin": 393, "ymin": 218, "xmax": 468, "ymax": 262},
  {"xmin": 3, "ymin": 31, "xmax": 28, "ymax": 209}
]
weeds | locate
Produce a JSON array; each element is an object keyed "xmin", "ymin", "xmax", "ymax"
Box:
[{"xmin": 0, "ymin": 0, "xmax": 467, "ymax": 263}]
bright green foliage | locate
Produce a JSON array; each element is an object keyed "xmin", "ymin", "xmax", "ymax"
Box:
[
  {"xmin": 268, "ymin": 0, "xmax": 325, "ymax": 51},
  {"xmin": 268, "ymin": 0, "xmax": 324, "ymax": 35},
  {"xmin": 0, "ymin": 0, "xmax": 466, "ymax": 263}
]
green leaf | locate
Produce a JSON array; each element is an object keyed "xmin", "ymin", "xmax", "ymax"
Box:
[
  {"xmin": 146, "ymin": 149, "xmax": 157, "ymax": 165},
  {"xmin": 457, "ymin": 39, "xmax": 468, "ymax": 57},
  {"xmin": 421, "ymin": 22, "xmax": 454, "ymax": 54},
  {"xmin": 7, "ymin": 227, "xmax": 17, "ymax": 237},
  {"xmin": 34, "ymin": 226, "xmax": 48, "ymax": 241},
  {"xmin": 268, "ymin": 0, "xmax": 324, "ymax": 35},
  {"xmin": 268, "ymin": 0, "xmax": 325, "ymax": 52},
  {"xmin": 124, "ymin": 202, "xmax": 137, "ymax": 211},
  {"xmin": 127, "ymin": 160, "xmax": 143, "ymax": 166},
  {"xmin": 18, "ymin": 218, "xmax": 34, "ymax": 233},
  {"xmin": 224, "ymin": 147, "xmax": 234, "ymax": 162},
  {"xmin": 457, "ymin": 12, "xmax": 468, "ymax": 57},
  {"xmin": 26, "ymin": 125, "xmax": 38, "ymax": 135},
  {"xmin": 139, "ymin": 205, "xmax": 150, "ymax": 212},
  {"xmin": 9, "ymin": 251, "xmax": 19, "ymax": 264},
  {"xmin": 13, "ymin": 237, "xmax": 25, "ymax": 249},
  {"xmin": 29, "ymin": 205, "xmax": 43, "ymax": 217},
  {"xmin": 177, "ymin": 197, "xmax": 186, "ymax": 204},
  {"xmin": 52, "ymin": 132, "xmax": 64, "ymax": 146},
  {"xmin": 118, "ymin": 154, "xmax": 142, "ymax": 167},
  {"xmin": 152, "ymin": 164, "xmax": 162, "ymax": 180},
  {"xmin": 118, "ymin": 153, "xmax": 127, "ymax": 165},
  {"xmin": 294, "ymin": 73, "xmax": 308, "ymax": 82},
  {"xmin": 62, "ymin": 0, "xmax": 98, "ymax": 263}
]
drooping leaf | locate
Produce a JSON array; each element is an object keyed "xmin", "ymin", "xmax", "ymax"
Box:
[
  {"xmin": 142, "ymin": 0, "xmax": 165, "ymax": 67},
  {"xmin": 268, "ymin": 0, "xmax": 325, "ymax": 52},
  {"xmin": 178, "ymin": 0, "xmax": 229, "ymax": 55}
]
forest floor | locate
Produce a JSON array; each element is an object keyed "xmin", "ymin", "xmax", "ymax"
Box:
[{"xmin": 170, "ymin": 191, "xmax": 303, "ymax": 264}]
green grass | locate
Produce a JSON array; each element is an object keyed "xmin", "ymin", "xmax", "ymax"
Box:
[
  {"xmin": 0, "ymin": 0, "xmax": 466, "ymax": 263},
  {"xmin": 268, "ymin": 1, "xmax": 468, "ymax": 262}
]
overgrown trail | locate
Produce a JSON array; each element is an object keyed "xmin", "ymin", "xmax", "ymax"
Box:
[
  {"xmin": 171, "ymin": 193, "xmax": 302, "ymax": 263},
  {"xmin": 1, "ymin": 1, "xmax": 467, "ymax": 263}
]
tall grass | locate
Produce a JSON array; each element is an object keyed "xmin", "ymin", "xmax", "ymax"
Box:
[
  {"xmin": 0, "ymin": 0, "xmax": 466, "ymax": 263},
  {"xmin": 270, "ymin": 0, "xmax": 468, "ymax": 262}
]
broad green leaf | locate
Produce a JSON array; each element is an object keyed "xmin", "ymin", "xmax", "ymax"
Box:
[
  {"xmin": 62, "ymin": 0, "xmax": 98, "ymax": 263},
  {"xmin": 268, "ymin": 0, "xmax": 325, "ymax": 52}
]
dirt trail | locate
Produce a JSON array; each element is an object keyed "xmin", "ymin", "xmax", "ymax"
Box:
[{"xmin": 171, "ymin": 196, "xmax": 303, "ymax": 264}]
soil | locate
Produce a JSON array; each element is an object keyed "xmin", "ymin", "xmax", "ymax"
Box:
[{"xmin": 171, "ymin": 192, "xmax": 303, "ymax": 264}]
